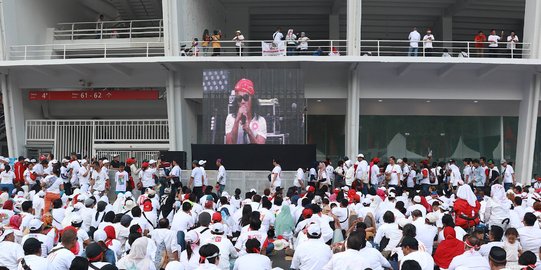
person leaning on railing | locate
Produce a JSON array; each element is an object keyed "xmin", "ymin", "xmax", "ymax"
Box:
[
  {"xmin": 211, "ymin": 30, "xmax": 222, "ymax": 56},
  {"xmin": 233, "ymin": 30, "xmax": 245, "ymax": 56}
]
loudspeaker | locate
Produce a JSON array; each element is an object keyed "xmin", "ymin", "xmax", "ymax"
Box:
[{"xmin": 159, "ymin": 151, "xmax": 187, "ymax": 169}]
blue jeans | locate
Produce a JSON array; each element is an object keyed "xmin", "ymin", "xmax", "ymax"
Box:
[
  {"xmin": 504, "ymin": 183, "xmax": 513, "ymax": 191},
  {"xmin": 421, "ymin": 184, "xmax": 430, "ymax": 195},
  {"xmin": 0, "ymin": 184, "xmax": 14, "ymax": 195},
  {"xmin": 408, "ymin": 47, "xmax": 419, "ymax": 56},
  {"xmin": 218, "ymin": 184, "xmax": 225, "ymax": 196}
]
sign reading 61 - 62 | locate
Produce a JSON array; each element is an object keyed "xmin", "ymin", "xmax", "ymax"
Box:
[{"xmin": 28, "ymin": 90, "xmax": 159, "ymax": 101}]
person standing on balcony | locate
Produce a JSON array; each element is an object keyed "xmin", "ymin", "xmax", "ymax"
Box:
[
  {"xmin": 488, "ymin": 29, "xmax": 504, "ymax": 58},
  {"xmin": 297, "ymin": 32, "xmax": 310, "ymax": 55},
  {"xmin": 408, "ymin": 27, "xmax": 421, "ymax": 56},
  {"xmin": 506, "ymin": 31, "xmax": 519, "ymax": 58},
  {"xmin": 211, "ymin": 30, "xmax": 222, "ymax": 56},
  {"xmin": 273, "ymin": 27, "xmax": 284, "ymax": 43},
  {"xmin": 96, "ymin": 14, "xmax": 105, "ymax": 39},
  {"xmin": 474, "ymin": 31, "xmax": 487, "ymax": 57},
  {"xmin": 422, "ymin": 28, "xmax": 435, "ymax": 56},
  {"xmin": 233, "ymin": 30, "xmax": 245, "ymax": 56},
  {"xmin": 285, "ymin": 29, "xmax": 297, "ymax": 56},
  {"xmin": 202, "ymin": 29, "xmax": 211, "ymax": 56}
]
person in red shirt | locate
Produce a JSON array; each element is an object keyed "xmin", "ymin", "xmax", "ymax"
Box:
[
  {"xmin": 474, "ymin": 31, "xmax": 487, "ymax": 57},
  {"xmin": 454, "ymin": 185, "xmax": 481, "ymax": 229},
  {"xmin": 13, "ymin": 156, "xmax": 27, "ymax": 187}
]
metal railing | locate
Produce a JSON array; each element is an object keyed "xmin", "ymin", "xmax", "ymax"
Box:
[
  {"xmin": 179, "ymin": 39, "xmax": 348, "ymax": 57},
  {"xmin": 26, "ymin": 119, "xmax": 169, "ymax": 159},
  {"xmin": 54, "ymin": 19, "xmax": 163, "ymax": 41},
  {"xmin": 9, "ymin": 42, "xmax": 164, "ymax": 60},
  {"xmin": 360, "ymin": 40, "xmax": 531, "ymax": 58}
]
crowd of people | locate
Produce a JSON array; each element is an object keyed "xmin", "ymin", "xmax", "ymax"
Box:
[{"xmin": 0, "ymin": 151, "xmax": 539, "ymax": 270}]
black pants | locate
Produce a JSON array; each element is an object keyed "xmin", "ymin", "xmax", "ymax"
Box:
[
  {"xmin": 212, "ymin": 48, "xmax": 221, "ymax": 56},
  {"xmin": 193, "ymin": 186, "xmax": 204, "ymax": 200}
]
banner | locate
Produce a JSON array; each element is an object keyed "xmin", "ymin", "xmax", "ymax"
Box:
[{"xmin": 261, "ymin": 41, "xmax": 286, "ymax": 56}]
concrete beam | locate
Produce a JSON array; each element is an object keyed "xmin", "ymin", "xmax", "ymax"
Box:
[
  {"xmin": 437, "ymin": 64, "xmax": 456, "ymax": 78},
  {"xmin": 396, "ymin": 64, "xmax": 412, "ymax": 77},
  {"xmin": 477, "ymin": 65, "xmax": 499, "ymax": 78},
  {"xmin": 107, "ymin": 64, "xmax": 132, "ymax": 77}
]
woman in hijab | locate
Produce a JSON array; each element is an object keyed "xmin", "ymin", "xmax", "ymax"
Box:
[
  {"xmin": 275, "ymin": 204, "xmax": 295, "ymax": 239},
  {"xmin": 434, "ymin": 226, "xmax": 465, "ymax": 269},
  {"xmin": 117, "ymin": 236, "xmax": 156, "ymax": 270},
  {"xmin": 485, "ymin": 184, "xmax": 511, "ymax": 229},
  {"xmin": 103, "ymin": 225, "xmax": 122, "ymax": 258},
  {"xmin": 285, "ymin": 29, "xmax": 297, "ymax": 55},
  {"xmin": 454, "ymin": 185, "xmax": 480, "ymax": 229},
  {"xmin": 0, "ymin": 200, "xmax": 15, "ymax": 225}
]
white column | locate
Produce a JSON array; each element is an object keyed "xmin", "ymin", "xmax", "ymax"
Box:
[
  {"xmin": 346, "ymin": 0, "xmax": 361, "ymax": 56},
  {"xmin": 345, "ymin": 66, "xmax": 360, "ymax": 158},
  {"xmin": 0, "ymin": 74, "xmax": 24, "ymax": 156},
  {"xmin": 166, "ymin": 71, "xmax": 184, "ymax": 151},
  {"xmin": 523, "ymin": 0, "xmax": 541, "ymax": 58},
  {"xmin": 515, "ymin": 74, "xmax": 541, "ymax": 184},
  {"xmin": 162, "ymin": 0, "xmax": 180, "ymax": 56}
]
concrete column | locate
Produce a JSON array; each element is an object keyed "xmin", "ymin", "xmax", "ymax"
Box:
[
  {"xmin": 329, "ymin": 14, "xmax": 340, "ymax": 40},
  {"xmin": 346, "ymin": 0, "xmax": 361, "ymax": 56},
  {"xmin": 523, "ymin": 0, "xmax": 541, "ymax": 58},
  {"xmin": 166, "ymin": 71, "xmax": 184, "ymax": 151},
  {"xmin": 345, "ymin": 65, "xmax": 360, "ymax": 158},
  {"xmin": 515, "ymin": 74, "xmax": 541, "ymax": 184},
  {"xmin": 0, "ymin": 74, "xmax": 24, "ymax": 156},
  {"xmin": 162, "ymin": 0, "xmax": 180, "ymax": 56},
  {"xmin": 441, "ymin": 15, "xmax": 453, "ymax": 48}
]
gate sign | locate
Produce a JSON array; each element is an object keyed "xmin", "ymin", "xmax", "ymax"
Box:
[{"xmin": 28, "ymin": 90, "xmax": 159, "ymax": 101}]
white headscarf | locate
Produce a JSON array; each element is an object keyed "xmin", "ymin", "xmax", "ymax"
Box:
[
  {"xmin": 457, "ymin": 185, "xmax": 477, "ymax": 207},
  {"xmin": 117, "ymin": 237, "xmax": 153, "ymax": 270},
  {"xmin": 491, "ymin": 184, "xmax": 507, "ymax": 204}
]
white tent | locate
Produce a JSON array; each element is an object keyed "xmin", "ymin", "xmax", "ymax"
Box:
[
  {"xmin": 386, "ymin": 133, "xmax": 425, "ymax": 159},
  {"xmin": 450, "ymin": 136, "xmax": 480, "ymax": 159}
]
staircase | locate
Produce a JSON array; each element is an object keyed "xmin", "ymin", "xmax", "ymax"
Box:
[{"xmin": 108, "ymin": 0, "xmax": 162, "ymax": 20}]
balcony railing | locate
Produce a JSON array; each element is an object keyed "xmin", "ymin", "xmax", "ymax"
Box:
[
  {"xmin": 7, "ymin": 39, "xmax": 532, "ymax": 60},
  {"xmin": 54, "ymin": 19, "xmax": 163, "ymax": 41}
]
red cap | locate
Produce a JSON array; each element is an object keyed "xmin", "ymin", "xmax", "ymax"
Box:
[
  {"xmin": 143, "ymin": 201, "xmax": 152, "ymax": 212},
  {"xmin": 308, "ymin": 186, "xmax": 315, "ymax": 193},
  {"xmin": 212, "ymin": 212, "xmax": 222, "ymax": 222},
  {"xmin": 372, "ymin": 157, "xmax": 380, "ymax": 164},
  {"xmin": 537, "ymin": 177, "xmax": 541, "ymax": 182},
  {"xmin": 39, "ymin": 155, "xmax": 47, "ymax": 161},
  {"xmin": 141, "ymin": 162, "xmax": 149, "ymax": 168},
  {"xmin": 302, "ymin": 208, "xmax": 313, "ymax": 218},
  {"xmin": 353, "ymin": 194, "xmax": 361, "ymax": 203},
  {"xmin": 234, "ymin": 78, "xmax": 255, "ymax": 95}
]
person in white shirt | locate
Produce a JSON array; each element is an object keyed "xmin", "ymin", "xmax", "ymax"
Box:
[
  {"xmin": 506, "ymin": 31, "xmax": 519, "ymax": 56},
  {"xmin": 488, "ymin": 29, "xmax": 504, "ymax": 58},
  {"xmin": 42, "ymin": 167, "xmax": 64, "ymax": 215},
  {"xmin": 232, "ymin": 30, "xmax": 245, "ymax": 56},
  {"xmin": 500, "ymin": 160, "xmax": 515, "ymax": 191},
  {"xmin": 77, "ymin": 160, "xmax": 91, "ymax": 193},
  {"xmin": 0, "ymin": 165, "xmax": 16, "ymax": 195},
  {"xmin": 400, "ymin": 236, "xmax": 434, "ymax": 270},
  {"xmin": 517, "ymin": 213, "xmax": 541, "ymax": 255},
  {"xmin": 233, "ymin": 238, "xmax": 271, "ymax": 270},
  {"xmin": 322, "ymin": 231, "xmax": 371, "ymax": 270},
  {"xmin": 291, "ymin": 222, "xmax": 332, "ymax": 270},
  {"xmin": 171, "ymin": 201, "xmax": 195, "ymax": 233},
  {"xmin": 190, "ymin": 161, "xmax": 205, "ymax": 199},
  {"xmin": 374, "ymin": 211, "xmax": 402, "ymax": 253},
  {"xmin": 463, "ymin": 158, "xmax": 473, "ymax": 184},
  {"xmin": 0, "ymin": 228, "xmax": 24, "ymax": 270},
  {"xmin": 90, "ymin": 161, "xmax": 108, "ymax": 196},
  {"xmin": 369, "ymin": 158, "xmax": 381, "ymax": 191},
  {"xmin": 356, "ymin": 154, "xmax": 369, "ymax": 193},
  {"xmin": 47, "ymin": 229, "xmax": 77, "ymax": 270},
  {"xmin": 385, "ymin": 156, "xmax": 402, "ymax": 188},
  {"xmin": 139, "ymin": 161, "xmax": 157, "ymax": 190},
  {"xmin": 422, "ymin": 28, "xmax": 435, "ymax": 56},
  {"xmin": 115, "ymin": 163, "xmax": 129, "ymax": 194},
  {"xmin": 67, "ymin": 154, "xmax": 81, "ymax": 190},
  {"xmin": 272, "ymin": 27, "xmax": 283, "ymax": 43},
  {"xmin": 297, "ymin": 32, "xmax": 310, "ymax": 55},
  {"xmin": 357, "ymin": 231, "xmax": 392, "ymax": 270},
  {"xmin": 21, "ymin": 219, "xmax": 54, "ymax": 258},
  {"xmin": 294, "ymin": 168, "xmax": 305, "ymax": 193},
  {"xmin": 408, "ymin": 27, "xmax": 421, "ymax": 56},
  {"xmin": 19, "ymin": 237, "xmax": 47, "ymax": 270},
  {"xmin": 216, "ymin": 159, "xmax": 226, "ymax": 196},
  {"xmin": 270, "ymin": 159, "xmax": 282, "ymax": 192},
  {"xmin": 325, "ymin": 159, "xmax": 334, "ymax": 187},
  {"xmin": 167, "ymin": 159, "xmax": 182, "ymax": 189},
  {"xmin": 149, "ymin": 218, "xmax": 181, "ymax": 262},
  {"xmin": 202, "ymin": 223, "xmax": 238, "ymax": 270},
  {"xmin": 448, "ymin": 235, "xmax": 490, "ymax": 270},
  {"xmin": 331, "ymin": 199, "xmax": 350, "ymax": 231}
]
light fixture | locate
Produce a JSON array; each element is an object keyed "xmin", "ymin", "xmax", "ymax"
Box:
[
  {"xmin": 405, "ymin": 132, "xmax": 410, "ymax": 136},
  {"xmin": 378, "ymin": 99, "xmax": 383, "ymax": 103},
  {"xmin": 426, "ymin": 100, "xmax": 431, "ymax": 103},
  {"xmin": 440, "ymin": 132, "xmax": 446, "ymax": 136},
  {"xmin": 473, "ymin": 100, "xmax": 479, "ymax": 103},
  {"xmin": 316, "ymin": 99, "xmax": 322, "ymax": 103}
]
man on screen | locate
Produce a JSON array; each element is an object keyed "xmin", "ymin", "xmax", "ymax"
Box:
[{"xmin": 225, "ymin": 78, "xmax": 267, "ymax": 144}]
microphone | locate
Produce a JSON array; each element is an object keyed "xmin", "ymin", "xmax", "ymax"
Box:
[
  {"xmin": 241, "ymin": 115, "xmax": 246, "ymax": 125},
  {"xmin": 241, "ymin": 115, "xmax": 248, "ymax": 144}
]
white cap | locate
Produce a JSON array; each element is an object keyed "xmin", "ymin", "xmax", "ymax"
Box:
[
  {"xmin": 24, "ymin": 158, "xmax": 30, "ymax": 162},
  {"xmin": 426, "ymin": 212, "xmax": 438, "ymax": 224},
  {"xmin": 413, "ymin": 196, "xmax": 421, "ymax": 203},
  {"xmin": 307, "ymin": 223, "xmax": 321, "ymax": 237},
  {"xmin": 30, "ymin": 159, "xmax": 36, "ymax": 163},
  {"xmin": 198, "ymin": 160, "xmax": 207, "ymax": 166},
  {"xmin": 388, "ymin": 192, "xmax": 396, "ymax": 198},
  {"xmin": 341, "ymin": 186, "xmax": 349, "ymax": 192},
  {"xmin": 71, "ymin": 215, "xmax": 83, "ymax": 224},
  {"xmin": 362, "ymin": 198, "xmax": 371, "ymax": 205},
  {"xmin": 397, "ymin": 159, "xmax": 403, "ymax": 163},
  {"xmin": 94, "ymin": 229, "xmax": 107, "ymax": 242},
  {"xmin": 149, "ymin": 159, "xmax": 157, "ymax": 164},
  {"xmin": 0, "ymin": 229, "xmax": 14, "ymax": 241},
  {"xmin": 61, "ymin": 159, "xmax": 69, "ymax": 163},
  {"xmin": 210, "ymin": 223, "xmax": 224, "ymax": 234},
  {"xmin": 249, "ymin": 188, "xmax": 257, "ymax": 193},
  {"xmin": 357, "ymin": 154, "xmax": 364, "ymax": 158},
  {"xmin": 80, "ymin": 159, "xmax": 88, "ymax": 165},
  {"xmin": 102, "ymin": 159, "xmax": 110, "ymax": 164},
  {"xmin": 28, "ymin": 219, "xmax": 44, "ymax": 230},
  {"xmin": 50, "ymin": 159, "xmax": 58, "ymax": 164},
  {"xmin": 398, "ymin": 218, "xmax": 412, "ymax": 228}
]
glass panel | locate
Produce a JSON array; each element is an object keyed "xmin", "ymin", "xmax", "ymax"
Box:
[
  {"xmin": 359, "ymin": 116, "xmax": 501, "ymax": 162},
  {"xmin": 307, "ymin": 115, "xmax": 345, "ymax": 161},
  {"xmin": 503, "ymin": 117, "xmax": 518, "ymax": 162}
]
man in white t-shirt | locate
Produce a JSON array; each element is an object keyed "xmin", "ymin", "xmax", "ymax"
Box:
[
  {"xmin": 167, "ymin": 159, "xmax": 182, "ymax": 189},
  {"xmin": 90, "ymin": 161, "xmax": 108, "ymax": 195},
  {"xmin": 325, "ymin": 159, "xmax": 334, "ymax": 187},
  {"xmin": 400, "ymin": 237, "xmax": 434, "ymax": 270},
  {"xmin": 506, "ymin": 31, "xmax": 519, "ymax": 57},
  {"xmin": 189, "ymin": 160, "xmax": 204, "ymax": 199},
  {"xmin": 270, "ymin": 159, "xmax": 282, "ymax": 192},
  {"xmin": 422, "ymin": 28, "xmax": 435, "ymax": 56},
  {"xmin": 272, "ymin": 27, "xmax": 283, "ymax": 43},
  {"xmin": 77, "ymin": 160, "xmax": 91, "ymax": 193},
  {"xmin": 408, "ymin": 27, "xmax": 421, "ymax": 56},
  {"xmin": 488, "ymin": 29, "xmax": 504, "ymax": 58},
  {"xmin": 356, "ymin": 154, "xmax": 369, "ymax": 193},
  {"xmin": 0, "ymin": 228, "xmax": 24, "ymax": 270},
  {"xmin": 500, "ymin": 159, "xmax": 515, "ymax": 191},
  {"xmin": 47, "ymin": 229, "xmax": 77, "ymax": 270},
  {"xmin": 448, "ymin": 160, "xmax": 462, "ymax": 189},
  {"xmin": 216, "ymin": 159, "xmax": 227, "ymax": 196},
  {"xmin": 385, "ymin": 156, "xmax": 402, "ymax": 188}
]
